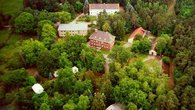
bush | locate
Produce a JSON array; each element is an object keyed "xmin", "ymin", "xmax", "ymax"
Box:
[
  {"xmin": 162, "ymin": 56, "xmax": 170, "ymax": 64},
  {"xmin": 7, "ymin": 53, "xmax": 24, "ymax": 69}
]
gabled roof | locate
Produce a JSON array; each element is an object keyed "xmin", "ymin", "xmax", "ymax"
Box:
[
  {"xmin": 129, "ymin": 27, "xmax": 146, "ymax": 38},
  {"xmin": 58, "ymin": 23, "xmax": 88, "ymax": 31},
  {"xmin": 89, "ymin": 3, "xmax": 119, "ymax": 10},
  {"xmin": 89, "ymin": 30, "xmax": 115, "ymax": 43}
]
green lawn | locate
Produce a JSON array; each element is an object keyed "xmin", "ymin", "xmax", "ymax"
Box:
[
  {"xmin": 0, "ymin": 29, "xmax": 28, "ymax": 60},
  {"xmin": 0, "ymin": 30, "xmax": 10, "ymax": 43},
  {"xmin": 144, "ymin": 59, "xmax": 163, "ymax": 74},
  {"xmin": 0, "ymin": 29, "xmax": 24, "ymax": 73},
  {"xmin": 0, "ymin": 0, "xmax": 23, "ymax": 16}
]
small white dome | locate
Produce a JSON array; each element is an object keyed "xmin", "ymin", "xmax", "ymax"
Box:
[
  {"xmin": 72, "ymin": 66, "xmax": 79, "ymax": 74},
  {"xmin": 32, "ymin": 83, "xmax": 44, "ymax": 94},
  {"xmin": 53, "ymin": 70, "xmax": 59, "ymax": 77}
]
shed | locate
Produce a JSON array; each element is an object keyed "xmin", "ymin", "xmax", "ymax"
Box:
[
  {"xmin": 53, "ymin": 70, "xmax": 59, "ymax": 77},
  {"xmin": 32, "ymin": 83, "xmax": 44, "ymax": 94},
  {"xmin": 72, "ymin": 66, "xmax": 79, "ymax": 74},
  {"xmin": 106, "ymin": 103, "xmax": 124, "ymax": 110},
  {"xmin": 149, "ymin": 49, "xmax": 157, "ymax": 56}
]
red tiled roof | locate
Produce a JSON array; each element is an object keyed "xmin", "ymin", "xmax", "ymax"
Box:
[
  {"xmin": 89, "ymin": 30, "xmax": 115, "ymax": 43},
  {"xmin": 129, "ymin": 27, "xmax": 146, "ymax": 38},
  {"xmin": 89, "ymin": 3, "xmax": 119, "ymax": 10}
]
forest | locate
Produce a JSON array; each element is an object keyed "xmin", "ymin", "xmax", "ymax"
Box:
[{"xmin": 0, "ymin": 0, "xmax": 195, "ymax": 110}]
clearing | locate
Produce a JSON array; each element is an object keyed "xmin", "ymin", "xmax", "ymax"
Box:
[{"xmin": 0, "ymin": 0, "xmax": 23, "ymax": 16}]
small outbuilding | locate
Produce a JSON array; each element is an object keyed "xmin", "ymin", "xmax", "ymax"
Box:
[
  {"xmin": 32, "ymin": 83, "xmax": 44, "ymax": 94},
  {"xmin": 53, "ymin": 70, "xmax": 59, "ymax": 77},
  {"xmin": 72, "ymin": 66, "xmax": 79, "ymax": 74},
  {"xmin": 149, "ymin": 49, "xmax": 157, "ymax": 56},
  {"xmin": 106, "ymin": 103, "xmax": 124, "ymax": 110}
]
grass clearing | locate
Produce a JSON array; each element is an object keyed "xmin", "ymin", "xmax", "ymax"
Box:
[
  {"xmin": 0, "ymin": 29, "xmax": 26, "ymax": 59},
  {"xmin": 0, "ymin": 30, "xmax": 10, "ymax": 43},
  {"xmin": 144, "ymin": 59, "xmax": 163, "ymax": 74},
  {"xmin": 0, "ymin": 29, "xmax": 25, "ymax": 73},
  {"xmin": 0, "ymin": 0, "xmax": 23, "ymax": 16},
  {"xmin": 77, "ymin": 15, "xmax": 96, "ymax": 22}
]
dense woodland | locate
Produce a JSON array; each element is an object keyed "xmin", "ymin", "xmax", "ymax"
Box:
[{"xmin": 0, "ymin": 0, "xmax": 195, "ymax": 110}]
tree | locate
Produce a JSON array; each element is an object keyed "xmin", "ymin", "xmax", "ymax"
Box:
[
  {"xmin": 32, "ymin": 92, "xmax": 49, "ymax": 110},
  {"xmin": 77, "ymin": 95, "xmax": 90, "ymax": 110},
  {"xmin": 49, "ymin": 92, "xmax": 64, "ymax": 110},
  {"xmin": 1, "ymin": 68, "xmax": 28, "ymax": 88},
  {"xmin": 92, "ymin": 55, "xmax": 105, "ymax": 73},
  {"xmin": 55, "ymin": 11, "xmax": 71, "ymax": 23},
  {"xmin": 100, "ymin": 79, "xmax": 112, "ymax": 100},
  {"xmin": 54, "ymin": 67, "xmax": 76, "ymax": 93},
  {"xmin": 102, "ymin": 22, "xmax": 111, "ymax": 32},
  {"xmin": 109, "ymin": 46, "xmax": 132, "ymax": 65},
  {"xmin": 59, "ymin": 52, "xmax": 72, "ymax": 68},
  {"xmin": 74, "ymin": 1, "xmax": 84, "ymax": 13},
  {"xmin": 156, "ymin": 91, "xmax": 179, "ymax": 110},
  {"xmin": 21, "ymin": 39, "xmax": 47, "ymax": 65},
  {"xmin": 63, "ymin": 35, "xmax": 87, "ymax": 62},
  {"xmin": 156, "ymin": 34, "xmax": 172, "ymax": 55},
  {"xmin": 36, "ymin": 50, "xmax": 58, "ymax": 78},
  {"xmin": 131, "ymin": 38, "xmax": 151, "ymax": 53},
  {"xmin": 91, "ymin": 92, "xmax": 106, "ymax": 110},
  {"xmin": 74, "ymin": 80, "xmax": 93, "ymax": 95},
  {"xmin": 14, "ymin": 12, "xmax": 35, "ymax": 33},
  {"xmin": 63, "ymin": 100, "xmax": 76, "ymax": 110},
  {"xmin": 112, "ymin": 18, "xmax": 126, "ymax": 40},
  {"xmin": 40, "ymin": 23, "xmax": 56, "ymax": 48},
  {"xmin": 128, "ymin": 102, "xmax": 137, "ymax": 110},
  {"xmin": 39, "ymin": 103, "xmax": 50, "ymax": 110},
  {"xmin": 37, "ymin": 20, "xmax": 54, "ymax": 38}
]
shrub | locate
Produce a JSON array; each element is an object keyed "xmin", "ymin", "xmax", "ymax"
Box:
[{"xmin": 162, "ymin": 56, "xmax": 170, "ymax": 64}]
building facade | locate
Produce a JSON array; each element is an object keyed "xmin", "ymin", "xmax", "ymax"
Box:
[
  {"xmin": 128, "ymin": 27, "xmax": 149, "ymax": 43},
  {"xmin": 58, "ymin": 23, "xmax": 88, "ymax": 37},
  {"xmin": 89, "ymin": 4, "xmax": 120, "ymax": 16},
  {"xmin": 89, "ymin": 30, "xmax": 115, "ymax": 50}
]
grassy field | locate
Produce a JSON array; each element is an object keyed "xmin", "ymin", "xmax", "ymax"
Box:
[
  {"xmin": 0, "ymin": 29, "xmax": 25, "ymax": 58},
  {"xmin": 0, "ymin": 0, "xmax": 23, "ymax": 16},
  {"xmin": 0, "ymin": 29, "xmax": 27, "ymax": 72},
  {"xmin": 145, "ymin": 59, "xmax": 163, "ymax": 74},
  {"xmin": 0, "ymin": 30, "xmax": 10, "ymax": 44}
]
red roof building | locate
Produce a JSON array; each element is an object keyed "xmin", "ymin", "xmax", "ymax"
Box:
[
  {"xmin": 89, "ymin": 30, "xmax": 115, "ymax": 50},
  {"xmin": 128, "ymin": 27, "xmax": 148, "ymax": 43}
]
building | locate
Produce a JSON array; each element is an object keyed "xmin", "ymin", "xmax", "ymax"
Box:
[
  {"xmin": 106, "ymin": 103, "xmax": 124, "ymax": 110},
  {"xmin": 89, "ymin": 3, "xmax": 120, "ymax": 16},
  {"xmin": 72, "ymin": 66, "xmax": 79, "ymax": 74},
  {"xmin": 128, "ymin": 27, "xmax": 149, "ymax": 43},
  {"xmin": 58, "ymin": 23, "xmax": 88, "ymax": 37},
  {"xmin": 32, "ymin": 83, "xmax": 44, "ymax": 94},
  {"xmin": 89, "ymin": 30, "xmax": 115, "ymax": 50}
]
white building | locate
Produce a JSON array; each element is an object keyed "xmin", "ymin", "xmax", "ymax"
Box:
[
  {"xmin": 106, "ymin": 103, "xmax": 124, "ymax": 110},
  {"xmin": 58, "ymin": 23, "xmax": 88, "ymax": 37},
  {"xmin": 89, "ymin": 3, "xmax": 120, "ymax": 16},
  {"xmin": 32, "ymin": 83, "xmax": 44, "ymax": 94},
  {"xmin": 72, "ymin": 66, "xmax": 79, "ymax": 74},
  {"xmin": 53, "ymin": 70, "xmax": 59, "ymax": 77}
]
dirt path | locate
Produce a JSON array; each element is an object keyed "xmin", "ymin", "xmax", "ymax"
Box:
[
  {"xmin": 70, "ymin": 13, "xmax": 84, "ymax": 24},
  {"xmin": 26, "ymin": 67, "xmax": 48, "ymax": 83},
  {"xmin": 167, "ymin": 60, "xmax": 175, "ymax": 89},
  {"xmin": 168, "ymin": 0, "xmax": 176, "ymax": 14},
  {"xmin": 143, "ymin": 55, "xmax": 156, "ymax": 62}
]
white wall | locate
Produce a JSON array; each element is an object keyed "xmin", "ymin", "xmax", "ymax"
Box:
[{"xmin": 89, "ymin": 9, "xmax": 119, "ymax": 16}]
